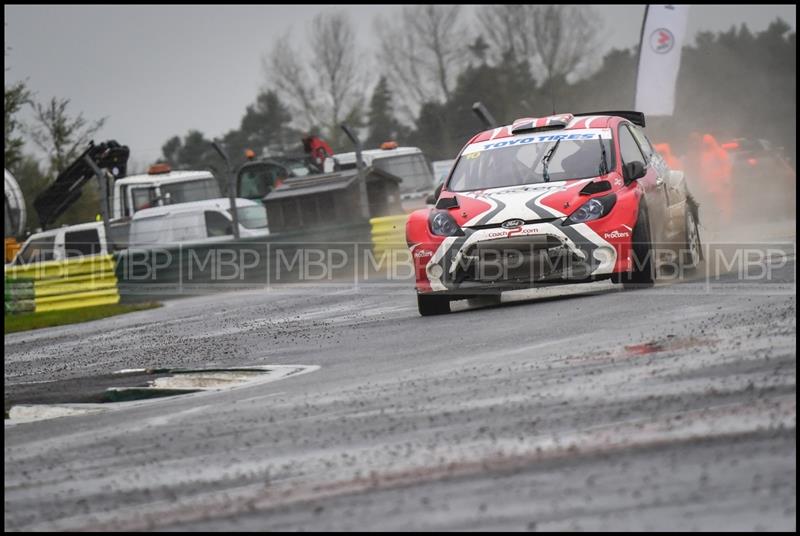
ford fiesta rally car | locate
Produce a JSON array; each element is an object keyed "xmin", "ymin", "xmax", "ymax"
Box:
[{"xmin": 406, "ymin": 111, "xmax": 702, "ymax": 316}]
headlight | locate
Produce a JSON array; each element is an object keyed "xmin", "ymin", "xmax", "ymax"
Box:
[
  {"xmin": 429, "ymin": 210, "xmax": 464, "ymax": 236},
  {"xmin": 564, "ymin": 193, "xmax": 617, "ymax": 225}
]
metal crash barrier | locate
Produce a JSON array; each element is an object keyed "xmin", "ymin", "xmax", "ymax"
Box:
[{"xmin": 4, "ymin": 255, "xmax": 120, "ymax": 314}]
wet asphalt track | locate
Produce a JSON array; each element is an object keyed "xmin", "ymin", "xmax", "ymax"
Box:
[{"xmin": 4, "ymin": 237, "xmax": 796, "ymax": 530}]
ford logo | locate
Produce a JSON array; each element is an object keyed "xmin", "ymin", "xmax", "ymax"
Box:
[{"xmin": 501, "ymin": 219, "xmax": 524, "ymax": 229}]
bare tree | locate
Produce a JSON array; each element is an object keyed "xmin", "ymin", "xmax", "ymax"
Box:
[
  {"xmin": 375, "ymin": 5, "xmax": 468, "ymax": 123},
  {"xmin": 530, "ymin": 5, "xmax": 598, "ymax": 88},
  {"xmin": 263, "ymin": 11, "xmax": 365, "ymax": 148},
  {"xmin": 477, "ymin": 5, "xmax": 535, "ymax": 65},
  {"xmin": 309, "ymin": 11, "xmax": 365, "ymax": 147},
  {"xmin": 477, "ymin": 5, "xmax": 599, "ymax": 88},
  {"xmin": 28, "ymin": 97, "xmax": 106, "ymax": 174},
  {"xmin": 265, "ymin": 38, "xmax": 322, "ymax": 130}
]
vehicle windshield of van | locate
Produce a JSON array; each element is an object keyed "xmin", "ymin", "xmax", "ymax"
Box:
[
  {"xmin": 15, "ymin": 235, "xmax": 56, "ymax": 264},
  {"xmin": 232, "ymin": 206, "xmax": 268, "ymax": 229},
  {"xmin": 448, "ymin": 130, "xmax": 614, "ymax": 192}
]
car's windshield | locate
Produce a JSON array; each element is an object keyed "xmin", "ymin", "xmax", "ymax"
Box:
[{"xmin": 448, "ymin": 129, "xmax": 614, "ymax": 192}]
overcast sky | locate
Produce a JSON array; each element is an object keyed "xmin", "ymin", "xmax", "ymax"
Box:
[{"xmin": 5, "ymin": 4, "xmax": 796, "ymax": 169}]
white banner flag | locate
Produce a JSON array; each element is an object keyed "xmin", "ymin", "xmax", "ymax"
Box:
[{"xmin": 635, "ymin": 5, "xmax": 690, "ymax": 116}]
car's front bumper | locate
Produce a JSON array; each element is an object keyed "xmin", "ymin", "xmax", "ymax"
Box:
[{"xmin": 413, "ymin": 220, "xmax": 629, "ymax": 294}]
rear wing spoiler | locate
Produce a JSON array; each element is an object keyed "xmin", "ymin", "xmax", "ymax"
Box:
[
  {"xmin": 34, "ymin": 140, "xmax": 129, "ymax": 229},
  {"xmin": 574, "ymin": 110, "xmax": 646, "ymax": 128}
]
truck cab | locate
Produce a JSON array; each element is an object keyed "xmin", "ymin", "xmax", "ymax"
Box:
[
  {"xmin": 111, "ymin": 164, "xmax": 222, "ymax": 220},
  {"xmin": 236, "ymin": 156, "xmax": 320, "ymax": 202}
]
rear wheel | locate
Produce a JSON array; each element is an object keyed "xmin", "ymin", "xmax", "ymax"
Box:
[
  {"xmin": 623, "ymin": 206, "xmax": 655, "ymax": 289},
  {"xmin": 417, "ymin": 293, "xmax": 451, "ymax": 316},
  {"xmin": 681, "ymin": 207, "xmax": 702, "ymax": 271}
]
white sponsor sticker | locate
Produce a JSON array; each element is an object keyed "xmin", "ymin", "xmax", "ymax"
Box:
[
  {"xmin": 604, "ymin": 230, "xmax": 631, "ymax": 239},
  {"xmin": 462, "ymin": 128, "xmax": 612, "ymax": 156}
]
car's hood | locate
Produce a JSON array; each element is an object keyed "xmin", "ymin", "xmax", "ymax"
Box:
[{"xmin": 440, "ymin": 176, "xmax": 622, "ymax": 228}]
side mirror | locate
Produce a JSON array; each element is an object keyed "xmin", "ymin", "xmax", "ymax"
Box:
[
  {"xmin": 623, "ymin": 161, "xmax": 646, "ymax": 184},
  {"xmin": 427, "ymin": 182, "xmax": 444, "ymax": 205}
]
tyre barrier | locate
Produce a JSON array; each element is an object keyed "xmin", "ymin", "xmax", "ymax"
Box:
[
  {"xmin": 4, "ymin": 278, "xmax": 35, "ymax": 314},
  {"xmin": 4, "ymin": 254, "xmax": 120, "ymax": 314}
]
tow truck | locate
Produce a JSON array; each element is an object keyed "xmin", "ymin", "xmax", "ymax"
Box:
[{"xmin": 30, "ymin": 141, "xmax": 227, "ymax": 250}]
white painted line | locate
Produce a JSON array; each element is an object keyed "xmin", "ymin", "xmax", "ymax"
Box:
[{"xmin": 6, "ymin": 365, "xmax": 320, "ymax": 425}]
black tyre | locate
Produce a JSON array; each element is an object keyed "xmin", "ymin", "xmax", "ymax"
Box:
[
  {"xmin": 417, "ymin": 293, "xmax": 451, "ymax": 316},
  {"xmin": 680, "ymin": 206, "xmax": 702, "ymax": 271},
  {"xmin": 623, "ymin": 206, "xmax": 655, "ymax": 289}
]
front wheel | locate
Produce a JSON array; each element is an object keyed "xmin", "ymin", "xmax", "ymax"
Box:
[
  {"xmin": 622, "ymin": 206, "xmax": 655, "ymax": 290},
  {"xmin": 417, "ymin": 294, "xmax": 451, "ymax": 316}
]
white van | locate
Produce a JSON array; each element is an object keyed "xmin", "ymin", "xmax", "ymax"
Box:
[
  {"xmin": 10, "ymin": 221, "xmax": 109, "ymax": 265},
  {"xmin": 128, "ymin": 198, "xmax": 269, "ymax": 248}
]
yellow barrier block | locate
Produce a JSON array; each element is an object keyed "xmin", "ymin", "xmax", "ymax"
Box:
[
  {"xmin": 369, "ymin": 214, "xmax": 409, "ymax": 227},
  {"xmin": 35, "ymin": 287, "xmax": 120, "ymax": 312},
  {"xmin": 369, "ymin": 215, "xmax": 412, "ymax": 269},
  {"xmin": 370, "ymin": 215, "xmax": 408, "ymax": 250},
  {"xmin": 35, "ymin": 294, "xmax": 120, "ymax": 313},
  {"xmin": 34, "ymin": 276, "xmax": 119, "ymax": 298},
  {"xmin": 5, "ymin": 254, "xmax": 122, "ymax": 314},
  {"xmin": 34, "ymin": 271, "xmax": 116, "ymax": 289}
]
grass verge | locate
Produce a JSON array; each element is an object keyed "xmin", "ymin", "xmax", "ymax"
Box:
[{"xmin": 5, "ymin": 302, "xmax": 161, "ymax": 334}]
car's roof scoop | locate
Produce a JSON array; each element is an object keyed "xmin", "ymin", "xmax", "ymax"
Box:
[{"xmin": 511, "ymin": 114, "xmax": 574, "ymax": 135}]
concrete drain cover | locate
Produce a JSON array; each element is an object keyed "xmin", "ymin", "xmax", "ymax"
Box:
[{"xmin": 5, "ymin": 365, "xmax": 317, "ymax": 425}]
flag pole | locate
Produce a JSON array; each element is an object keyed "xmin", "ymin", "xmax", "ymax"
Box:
[{"xmin": 634, "ymin": 5, "xmax": 650, "ymax": 109}]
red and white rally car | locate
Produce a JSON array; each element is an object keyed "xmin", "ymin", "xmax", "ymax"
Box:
[{"xmin": 406, "ymin": 111, "xmax": 702, "ymax": 316}]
